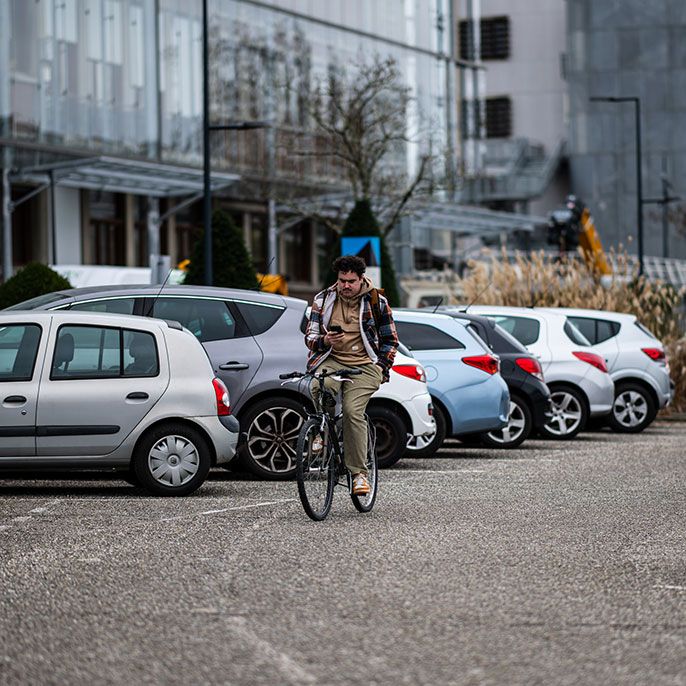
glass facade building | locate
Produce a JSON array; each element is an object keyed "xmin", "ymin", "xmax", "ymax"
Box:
[{"xmin": 1, "ymin": 0, "xmax": 457, "ymax": 293}]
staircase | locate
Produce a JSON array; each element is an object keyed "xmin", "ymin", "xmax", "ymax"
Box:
[{"xmin": 459, "ymin": 138, "xmax": 565, "ymax": 204}]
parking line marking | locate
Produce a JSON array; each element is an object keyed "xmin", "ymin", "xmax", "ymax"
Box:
[
  {"xmin": 393, "ymin": 469, "xmax": 486, "ymax": 474},
  {"xmin": 161, "ymin": 498, "xmax": 297, "ymax": 521}
]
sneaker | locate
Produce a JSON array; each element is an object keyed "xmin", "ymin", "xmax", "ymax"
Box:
[
  {"xmin": 351, "ymin": 473, "xmax": 370, "ymax": 495},
  {"xmin": 311, "ymin": 434, "xmax": 324, "ymax": 453}
]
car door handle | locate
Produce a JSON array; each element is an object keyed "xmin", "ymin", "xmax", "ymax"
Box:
[
  {"xmin": 3, "ymin": 395, "xmax": 26, "ymax": 404},
  {"xmin": 219, "ymin": 362, "xmax": 249, "ymax": 370},
  {"xmin": 126, "ymin": 392, "xmax": 149, "ymax": 401}
]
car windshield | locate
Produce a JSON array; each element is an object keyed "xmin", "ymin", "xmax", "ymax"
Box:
[{"xmin": 5, "ymin": 292, "xmax": 70, "ymax": 310}]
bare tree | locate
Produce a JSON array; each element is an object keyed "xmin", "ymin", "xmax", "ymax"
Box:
[{"xmin": 282, "ymin": 55, "xmax": 434, "ymax": 236}]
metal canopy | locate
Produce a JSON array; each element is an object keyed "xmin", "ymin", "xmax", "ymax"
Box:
[
  {"xmin": 409, "ymin": 201, "xmax": 547, "ymax": 235},
  {"xmin": 10, "ymin": 155, "xmax": 239, "ymax": 197},
  {"xmin": 277, "ymin": 192, "xmax": 547, "ymax": 235}
]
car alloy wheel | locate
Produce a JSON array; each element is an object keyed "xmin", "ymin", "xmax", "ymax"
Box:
[
  {"xmin": 242, "ymin": 400, "xmax": 305, "ymax": 479},
  {"xmin": 541, "ymin": 387, "xmax": 586, "ymax": 439},
  {"xmin": 608, "ymin": 383, "xmax": 656, "ymax": 433},
  {"xmin": 148, "ymin": 435, "xmax": 200, "ymax": 488},
  {"xmin": 613, "ymin": 389, "xmax": 648, "ymax": 428},
  {"xmin": 483, "ymin": 396, "xmax": 531, "ymax": 448}
]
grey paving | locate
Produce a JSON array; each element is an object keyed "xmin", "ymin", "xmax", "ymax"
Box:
[{"xmin": 0, "ymin": 423, "xmax": 684, "ymax": 686}]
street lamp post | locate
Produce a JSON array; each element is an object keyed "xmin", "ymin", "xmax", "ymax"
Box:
[
  {"xmin": 202, "ymin": 0, "xmax": 270, "ymax": 286},
  {"xmin": 590, "ymin": 96, "xmax": 644, "ymax": 276}
]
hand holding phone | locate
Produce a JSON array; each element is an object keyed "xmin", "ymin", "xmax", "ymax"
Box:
[{"xmin": 325, "ymin": 324, "xmax": 344, "ymax": 346}]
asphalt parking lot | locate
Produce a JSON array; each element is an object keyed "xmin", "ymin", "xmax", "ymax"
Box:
[{"xmin": 1, "ymin": 422, "xmax": 685, "ymax": 686}]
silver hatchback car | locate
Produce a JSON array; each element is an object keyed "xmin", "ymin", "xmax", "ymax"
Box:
[
  {"xmin": 0, "ymin": 311, "xmax": 239, "ymax": 495},
  {"xmin": 540, "ymin": 308, "xmax": 672, "ymax": 432}
]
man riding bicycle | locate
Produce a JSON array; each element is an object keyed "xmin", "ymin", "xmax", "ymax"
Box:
[{"xmin": 305, "ymin": 255, "xmax": 399, "ymax": 496}]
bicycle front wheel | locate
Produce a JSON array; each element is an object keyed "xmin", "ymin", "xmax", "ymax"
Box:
[
  {"xmin": 296, "ymin": 417, "xmax": 336, "ymax": 521},
  {"xmin": 351, "ymin": 419, "xmax": 378, "ymax": 513}
]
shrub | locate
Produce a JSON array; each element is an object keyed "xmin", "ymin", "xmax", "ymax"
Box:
[
  {"xmin": 184, "ymin": 209, "xmax": 258, "ymax": 289},
  {"xmin": 323, "ymin": 199, "xmax": 401, "ymax": 306},
  {"xmin": 0, "ymin": 263, "xmax": 72, "ymax": 309}
]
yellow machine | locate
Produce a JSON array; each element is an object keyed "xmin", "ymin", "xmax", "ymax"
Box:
[
  {"xmin": 176, "ymin": 260, "xmax": 288, "ymax": 295},
  {"xmin": 256, "ymin": 273, "xmax": 289, "ymax": 295},
  {"xmin": 548, "ymin": 196, "xmax": 612, "ymax": 276}
]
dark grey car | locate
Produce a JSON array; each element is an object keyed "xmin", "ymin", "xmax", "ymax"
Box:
[{"xmin": 10, "ymin": 285, "xmax": 310, "ymax": 479}]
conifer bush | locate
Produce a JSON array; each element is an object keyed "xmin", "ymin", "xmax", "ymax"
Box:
[
  {"xmin": 184, "ymin": 209, "xmax": 258, "ymax": 290},
  {"xmin": 0, "ymin": 263, "xmax": 72, "ymax": 309}
]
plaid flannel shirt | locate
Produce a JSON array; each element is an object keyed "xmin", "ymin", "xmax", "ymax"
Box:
[{"xmin": 305, "ymin": 285, "xmax": 399, "ymax": 382}]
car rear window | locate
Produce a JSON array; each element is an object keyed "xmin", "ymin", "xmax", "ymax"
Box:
[
  {"xmin": 151, "ymin": 297, "xmax": 237, "ymax": 342},
  {"xmin": 490, "ymin": 316, "xmax": 540, "ymax": 346},
  {"xmin": 234, "ymin": 301, "xmax": 285, "ymax": 335},
  {"xmin": 568, "ymin": 316, "xmax": 620, "ymax": 344},
  {"xmin": 395, "ymin": 321, "xmax": 465, "ymax": 351},
  {"xmin": 51, "ymin": 326, "xmax": 159, "ymax": 379},
  {"xmin": 68, "ymin": 297, "xmax": 136, "ymax": 315},
  {"xmin": 563, "ymin": 320, "xmax": 592, "ymax": 346},
  {"xmin": 488, "ymin": 324, "xmax": 528, "ymax": 353},
  {"xmin": 0, "ymin": 324, "xmax": 42, "ymax": 381}
]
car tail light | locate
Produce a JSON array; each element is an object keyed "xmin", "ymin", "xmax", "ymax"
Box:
[
  {"xmin": 642, "ymin": 347, "xmax": 666, "ymax": 363},
  {"xmin": 213, "ymin": 378, "xmax": 231, "ymax": 416},
  {"xmin": 392, "ymin": 364, "xmax": 426, "ymax": 383},
  {"xmin": 515, "ymin": 356, "xmax": 544, "ymax": 381},
  {"xmin": 462, "ymin": 354, "xmax": 499, "ymax": 375},
  {"xmin": 572, "ymin": 351, "xmax": 608, "ymax": 373}
]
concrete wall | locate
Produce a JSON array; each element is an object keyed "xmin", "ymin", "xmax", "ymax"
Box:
[
  {"xmin": 566, "ymin": 0, "xmax": 686, "ymax": 259},
  {"xmin": 458, "ymin": 0, "xmax": 567, "ymax": 154}
]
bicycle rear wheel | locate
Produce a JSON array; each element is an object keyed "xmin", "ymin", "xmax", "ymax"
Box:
[
  {"xmin": 296, "ymin": 417, "xmax": 336, "ymax": 521},
  {"xmin": 351, "ymin": 419, "xmax": 378, "ymax": 513}
]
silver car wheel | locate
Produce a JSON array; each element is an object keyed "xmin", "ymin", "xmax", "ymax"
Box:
[
  {"xmin": 148, "ymin": 435, "xmax": 200, "ymax": 488},
  {"xmin": 487, "ymin": 400, "xmax": 526, "ymax": 445},
  {"xmin": 545, "ymin": 391, "xmax": 583, "ymax": 436},
  {"xmin": 247, "ymin": 407, "xmax": 304, "ymax": 474},
  {"xmin": 613, "ymin": 390, "xmax": 648, "ymax": 428}
]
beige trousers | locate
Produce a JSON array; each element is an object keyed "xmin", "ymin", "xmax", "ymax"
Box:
[{"xmin": 310, "ymin": 359, "xmax": 383, "ymax": 475}]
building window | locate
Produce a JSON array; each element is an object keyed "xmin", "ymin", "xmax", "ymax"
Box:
[
  {"xmin": 87, "ymin": 191, "xmax": 125, "ymax": 265},
  {"xmin": 459, "ymin": 16, "xmax": 510, "ymax": 61},
  {"xmin": 485, "ymin": 97, "xmax": 512, "ymax": 138}
]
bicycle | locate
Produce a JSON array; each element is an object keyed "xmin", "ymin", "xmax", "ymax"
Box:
[{"xmin": 278, "ymin": 368, "xmax": 378, "ymax": 521}]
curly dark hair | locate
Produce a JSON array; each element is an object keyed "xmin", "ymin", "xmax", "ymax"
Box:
[{"xmin": 332, "ymin": 254, "xmax": 366, "ymax": 277}]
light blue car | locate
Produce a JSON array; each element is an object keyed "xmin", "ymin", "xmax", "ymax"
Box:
[{"xmin": 394, "ymin": 311, "xmax": 510, "ymax": 457}]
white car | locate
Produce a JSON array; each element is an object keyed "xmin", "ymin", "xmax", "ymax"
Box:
[
  {"xmin": 369, "ymin": 346, "xmax": 436, "ymax": 467},
  {"xmin": 539, "ymin": 308, "xmax": 672, "ymax": 432},
  {"xmin": 0, "ymin": 310, "xmax": 240, "ymax": 495},
  {"xmin": 466, "ymin": 306, "xmax": 614, "ymax": 439}
]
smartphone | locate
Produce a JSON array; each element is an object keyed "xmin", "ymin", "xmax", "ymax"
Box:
[{"xmin": 328, "ymin": 325, "xmax": 343, "ymax": 334}]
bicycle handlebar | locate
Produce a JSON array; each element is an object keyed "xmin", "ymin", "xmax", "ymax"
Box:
[{"xmin": 279, "ymin": 368, "xmax": 363, "ymax": 381}]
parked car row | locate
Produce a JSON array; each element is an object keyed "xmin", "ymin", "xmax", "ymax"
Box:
[{"xmin": 2, "ymin": 286, "xmax": 671, "ymax": 496}]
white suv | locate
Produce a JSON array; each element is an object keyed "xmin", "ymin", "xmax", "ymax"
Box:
[
  {"xmin": 540, "ymin": 308, "xmax": 672, "ymax": 432},
  {"xmin": 467, "ymin": 306, "xmax": 614, "ymax": 439},
  {"xmin": 0, "ymin": 311, "xmax": 239, "ymax": 495}
]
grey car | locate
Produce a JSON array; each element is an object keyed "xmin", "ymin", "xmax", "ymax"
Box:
[
  {"xmin": 0, "ymin": 310, "xmax": 239, "ymax": 495},
  {"xmin": 11, "ymin": 285, "xmax": 308, "ymax": 479}
]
